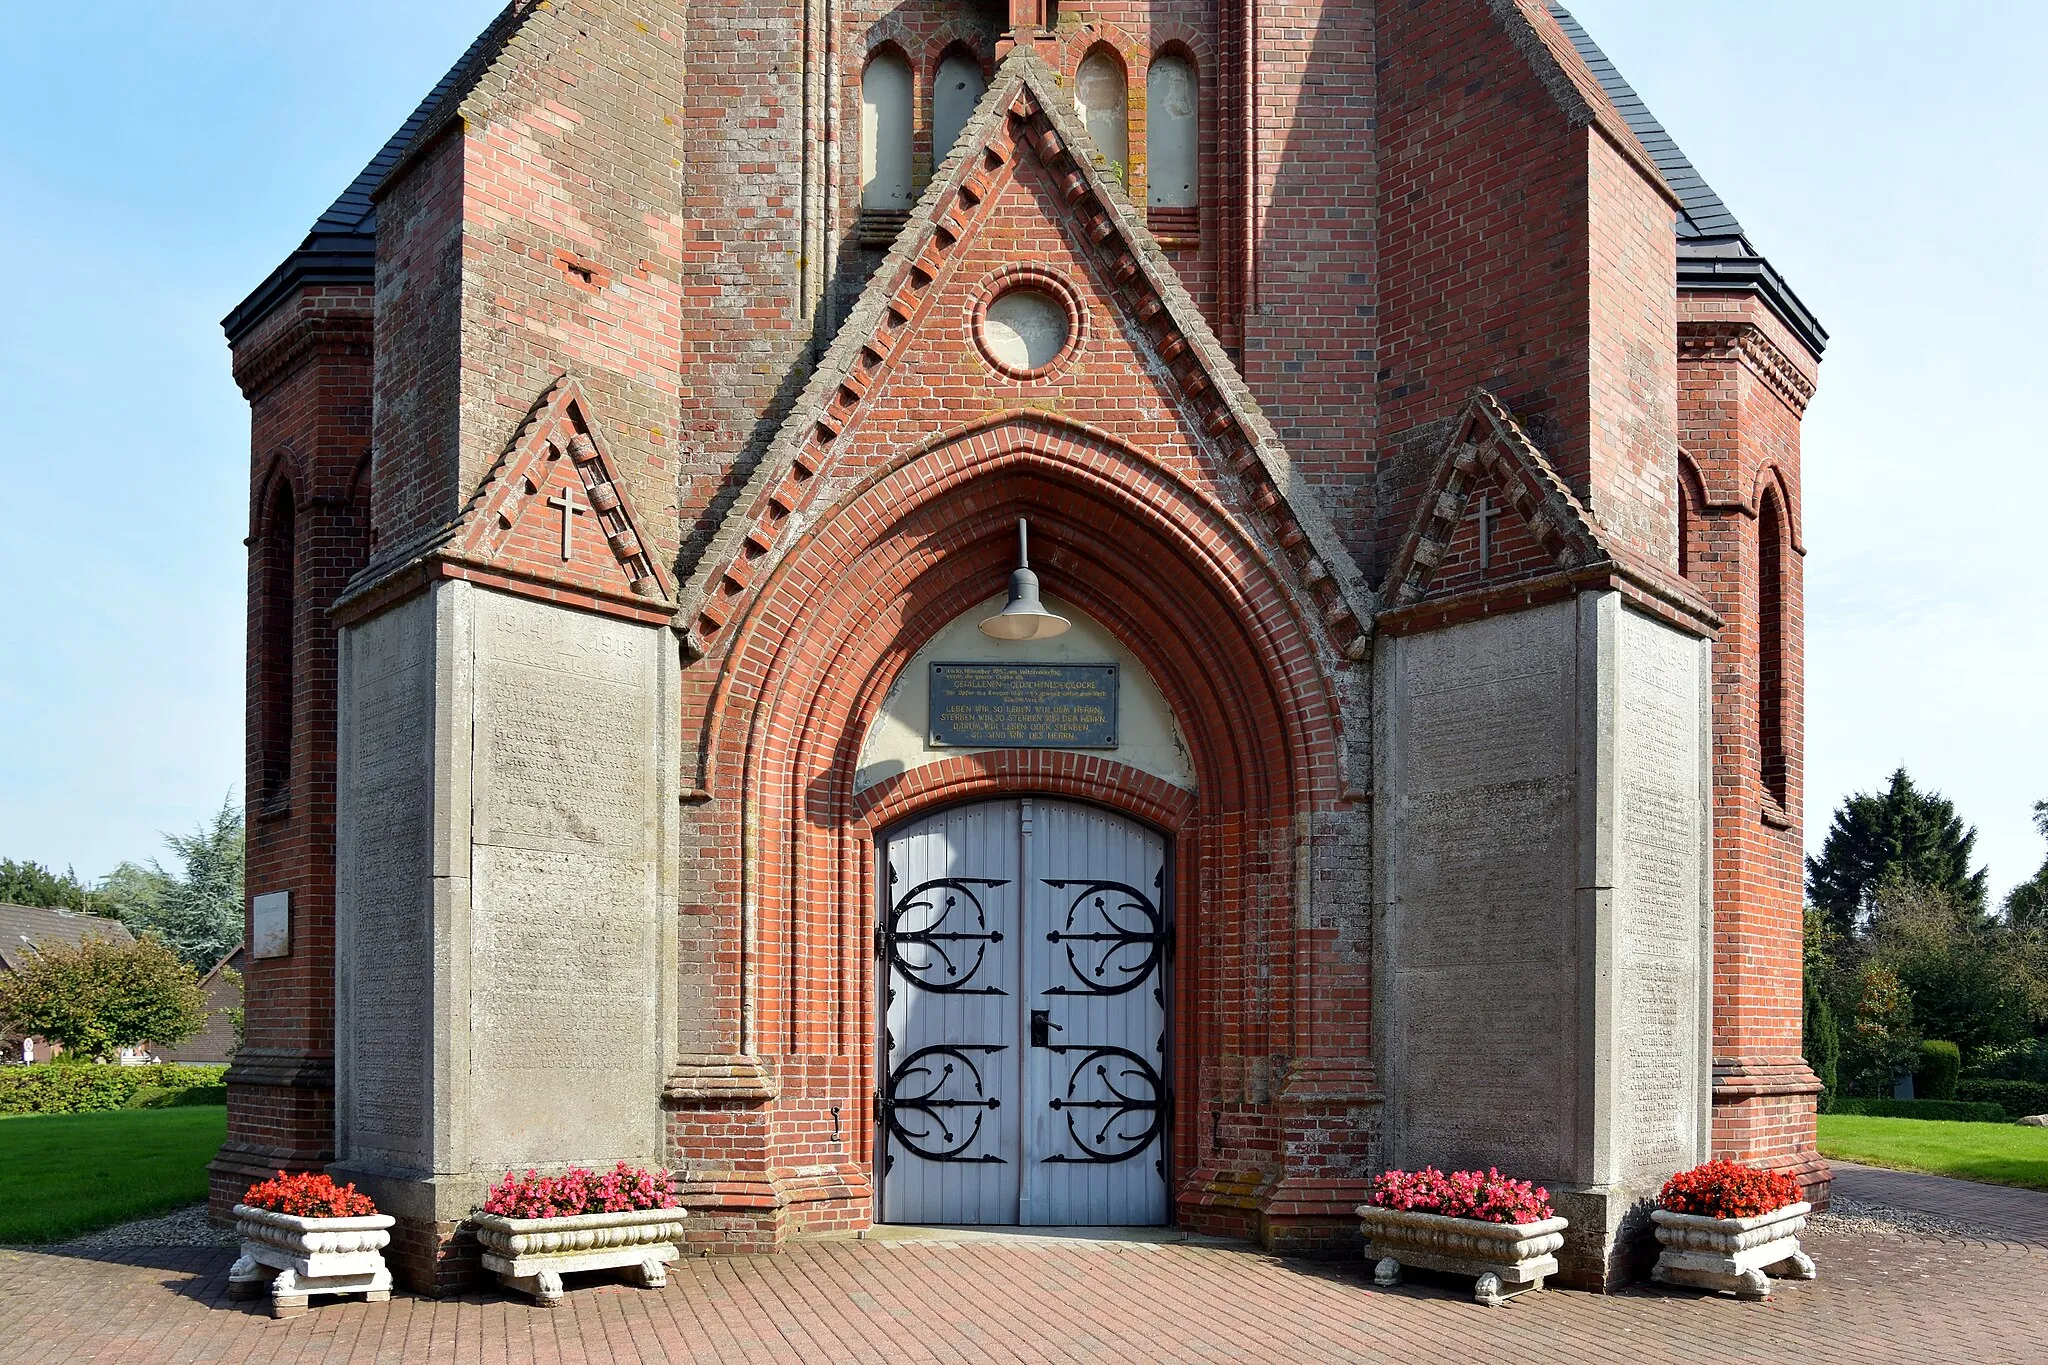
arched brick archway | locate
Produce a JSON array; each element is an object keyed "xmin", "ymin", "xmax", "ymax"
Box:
[{"xmin": 674, "ymin": 415, "xmax": 1371, "ymax": 1246}]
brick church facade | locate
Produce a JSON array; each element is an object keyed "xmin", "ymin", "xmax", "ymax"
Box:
[{"xmin": 220, "ymin": 0, "xmax": 1825, "ymax": 1292}]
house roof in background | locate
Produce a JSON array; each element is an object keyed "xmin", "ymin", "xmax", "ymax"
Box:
[
  {"xmin": 219, "ymin": 6, "xmax": 523, "ymax": 345},
  {"xmin": 0, "ymin": 902, "xmax": 134, "ymax": 974},
  {"xmin": 1550, "ymin": 4, "xmax": 1827, "ymax": 356}
]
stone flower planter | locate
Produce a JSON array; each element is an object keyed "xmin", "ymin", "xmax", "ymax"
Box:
[
  {"xmin": 1358, "ymin": 1205, "xmax": 1569, "ymax": 1306},
  {"xmin": 227, "ymin": 1205, "xmax": 396, "ymax": 1318},
  {"xmin": 1651, "ymin": 1201, "xmax": 1816, "ymax": 1300},
  {"xmin": 470, "ymin": 1206, "xmax": 686, "ymax": 1307}
]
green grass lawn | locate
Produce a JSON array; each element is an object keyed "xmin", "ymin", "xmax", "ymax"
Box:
[
  {"xmin": 1818, "ymin": 1113, "xmax": 2048, "ymax": 1192},
  {"xmin": 0, "ymin": 1106, "xmax": 226, "ymax": 1243}
]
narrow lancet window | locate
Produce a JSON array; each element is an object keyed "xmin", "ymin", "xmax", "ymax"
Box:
[
  {"xmin": 933, "ymin": 50, "xmax": 986, "ymax": 168},
  {"xmin": 1075, "ymin": 49, "xmax": 1129, "ymax": 184},
  {"xmin": 1758, "ymin": 487, "xmax": 1789, "ymax": 808},
  {"xmin": 861, "ymin": 49, "xmax": 914, "ymax": 246},
  {"xmin": 258, "ymin": 481, "xmax": 296, "ymax": 807}
]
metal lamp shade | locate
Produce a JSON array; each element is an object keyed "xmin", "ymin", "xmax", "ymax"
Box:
[{"xmin": 979, "ymin": 566, "xmax": 1070, "ymax": 640}]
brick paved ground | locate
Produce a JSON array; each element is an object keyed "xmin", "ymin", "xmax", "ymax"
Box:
[
  {"xmin": 1831, "ymin": 1160, "xmax": 2048, "ymax": 1245},
  {"xmin": 1, "ymin": 1220, "xmax": 2042, "ymax": 1364}
]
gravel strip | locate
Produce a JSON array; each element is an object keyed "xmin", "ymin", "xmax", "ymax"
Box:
[
  {"xmin": 1808, "ymin": 1194, "xmax": 1999, "ymax": 1242},
  {"xmin": 55, "ymin": 1202, "xmax": 238, "ymax": 1250}
]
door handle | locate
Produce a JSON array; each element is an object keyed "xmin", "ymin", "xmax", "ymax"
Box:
[{"xmin": 1030, "ymin": 1009, "xmax": 1063, "ymax": 1048}]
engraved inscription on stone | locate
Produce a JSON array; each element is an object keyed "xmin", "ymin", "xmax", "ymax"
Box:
[
  {"xmin": 341, "ymin": 599, "xmax": 434, "ymax": 1156},
  {"xmin": 1385, "ymin": 603, "xmax": 1581, "ymax": 1177},
  {"xmin": 928, "ymin": 662, "xmax": 1119, "ymax": 748},
  {"xmin": 467, "ymin": 590, "xmax": 661, "ymax": 1166},
  {"xmin": 1614, "ymin": 611, "xmax": 1706, "ymax": 1178}
]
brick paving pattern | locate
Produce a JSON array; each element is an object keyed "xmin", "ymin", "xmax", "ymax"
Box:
[
  {"xmin": 1, "ymin": 1224, "xmax": 2040, "ymax": 1364},
  {"xmin": 1829, "ymin": 1160, "xmax": 2048, "ymax": 1246}
]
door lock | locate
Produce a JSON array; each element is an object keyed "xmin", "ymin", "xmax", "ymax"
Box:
[{"xmin": 1030, "ymin": 1008, "xmax": 1063, "ymax": 1048}]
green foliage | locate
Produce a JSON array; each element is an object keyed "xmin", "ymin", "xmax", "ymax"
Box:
[
  {"xmin": 1862, "ymin": 872, "xmax": 2036, "ymax": 1056},
  {"xmin": 1839, "ymin": 960, "xmax": 1919, "ymax": 1097},
  {"xmin": 1969, "ymin": 1038, "xmax": 2048, "ymax": 1083},
  {"xmin": 1825, "ymin": 1097, "xmax": 2006, "ymax": 1123},
  {"xmin": 1916, "ymin": 1040, "xmax": 1961, "ymax": 1100},
  {"xmin": 1807, "ymin": 768, "xmax": 1989, "ymax": 939},
  {"xmin": 0, "ymin": 1106, "xmax": 225, "ymax": 1242},
  {"xmin": 2007, "ymin": 800, "xmax": 2048, "ymax": 930},
  {"xmin": 1802, "ymin": 905, "xmax": 1842, "ymax": 1106},
  {"xmin": 0, "ymin": 935, "xmax": 208, "ymax": 1061},
  {"xmin": 0, "ymin": 859, "xmax": 93, "ymax": 910},
  {"xmin": 98, "ymin": 794, "xmax": 245, "ymax": 970},
  {"xmin": 1817, "ymin": 1113, "xmax": 2048, "ymax": 1191},
  {"xmin": 1957, "ymin": 1078, "xmax": 2048, "ymax": 1118},
  {"xmin": 0, "ymin": 1063, "xmax": 225, "ymax": 1116}
]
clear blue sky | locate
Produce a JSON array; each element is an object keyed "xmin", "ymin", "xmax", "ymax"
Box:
[{"xmin": 1, "ymin": 4, "xmax": 2042, "ymax": 900}]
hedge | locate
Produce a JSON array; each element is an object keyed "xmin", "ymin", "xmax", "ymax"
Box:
[
  {"xmin": 1957, "ymin": 1078, "xmax": 2048, "ymax": 1119},
  {"xmin": 1826, "ymin": 1097, "xmax": 2006, "ymax": 1123},
  {"xmin": 0, "ymin": 1064, "xmax": 227, "ymax": 1116},
  {"xmin": 1915, "ymin": 1041, "xmax": 1961, "ymax": 1101}
]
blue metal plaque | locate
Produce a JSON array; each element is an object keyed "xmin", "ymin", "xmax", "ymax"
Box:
[{"xmin": 928, "ymin": 662, "xmax": 1119, "ymax": 749}]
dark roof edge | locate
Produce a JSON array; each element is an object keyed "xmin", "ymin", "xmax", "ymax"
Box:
[
  {"xmin": 1550, "ymin": 4, "xmax": 1826, "ymax": 359},
  {"xmin": 1679, "ymin": 237, "xmax": 1829, "ymax": 358},
  {"xmin": 369, "ymin": 2, "xmax": 535, "ymax": 204},
  {"xmin": 221, "ymin": 5, "xmax": 524, "ymax": 348}
]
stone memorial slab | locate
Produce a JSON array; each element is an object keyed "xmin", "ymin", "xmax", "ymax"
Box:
[
  {"xmin": 251, "ymin": 891, "xmax": 290, "ymax": 959},
  {"xmin": 928, "ymin": 661, "xmax": 1118, "ymax": 748}
]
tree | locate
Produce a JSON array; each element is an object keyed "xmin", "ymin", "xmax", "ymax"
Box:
[
  {"xmin": 98, "ymin": 795, "xmax": 245, "ymax": 970},
  {"xmin": 1801, "ymin": 906, "xmax": 1841, "ymax": 1106},
  {"xmin": 1807, "ymin": 768, "xmax": 1989, "ymax": 939},
  {"xmin": 0, "ymin": 859, "xmax": 93, "ymax": 910},
  {"xmin": 1861, "ymin": 871, "xmax": 2029, "ymax": 1058},
  {"xmin": 0, "ymin": 934, "xmax": 208, "ymax": 1061},
  {"xmin": 1839, "ymin": 961, "xmax": 1917, "ymax": 1097},
  {"xmin": 2006, "ymin": 800, "xmax": 2048, "ymax": 930}
]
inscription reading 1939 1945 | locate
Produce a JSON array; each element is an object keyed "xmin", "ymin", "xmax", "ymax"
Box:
[{"xmin": 929, "ymin": 662, "xmax": 1119, "ymax": 749}]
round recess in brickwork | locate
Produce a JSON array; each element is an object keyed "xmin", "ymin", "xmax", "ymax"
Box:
[{"xmin": 973, "ymin": 268, "xmax": 1083, "ymax": 380}]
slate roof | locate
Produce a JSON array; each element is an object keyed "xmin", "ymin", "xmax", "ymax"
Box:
[
  {"xmin": 0, "ymin": 902, "xmax": 134, "ymax": 974},
  {"xmin": 1549, "ymin": 4, "xmax": 1826, "ymax": 356},
  {"xmin": 220, "ymin": 6, "xmax": 525, "ymax": 345}
]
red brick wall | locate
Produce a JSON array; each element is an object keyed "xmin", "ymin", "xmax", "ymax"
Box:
[
  {"xmin": 370, "ymin": 136, "xmax": 465, "ymax": 551},
  {"xmin": 1676, "ymin": 290, "xmax": 1824, "ymax": 1196},
  {"xmin": 1373, "ymin": 0, "xmax": 1590, "ymax": 579},
  {"xmin": 666, "ymin": 99, "xmax": 1371, "ymax": 1250},
  {"xmin": 215, "ymin": 285, "xmax": 375, "ymax": 1217}
]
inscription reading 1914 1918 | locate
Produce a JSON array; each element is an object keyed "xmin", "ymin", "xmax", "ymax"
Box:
[{"xmin": 929, "ymin": 662, "xmax": 1119, "ymax": 749}]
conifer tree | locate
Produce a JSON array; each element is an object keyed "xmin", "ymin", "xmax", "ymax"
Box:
[
  {"xmin": 1806, "ymin": 768, "xmax": 1988, "ymax": 939},
  {"xmin": 2005, "ymin": 801, "xmax": 2048, "ymax": 930}
]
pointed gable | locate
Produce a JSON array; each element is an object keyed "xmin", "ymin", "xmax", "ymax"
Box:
[
  {"xmin": 451, "ymin": 375, "xmax": 675, "ymax": 610},
  {"xmin": 677, "ymin": 49, "xmax": 1373, "ymax": 663},
  {"xmin": 1383, "ymin": 388, "xmax": 1610, "ymax": 608}
]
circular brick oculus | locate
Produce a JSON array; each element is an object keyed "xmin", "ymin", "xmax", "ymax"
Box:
[{"xmin": 979, "ymin": 285, "xmax": 1071, "ymax": 377}]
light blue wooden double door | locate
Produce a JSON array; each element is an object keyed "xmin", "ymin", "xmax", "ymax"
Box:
[{"xmin": 877, "ymin": 798, "xmax": 1170, "ymax": 1226}]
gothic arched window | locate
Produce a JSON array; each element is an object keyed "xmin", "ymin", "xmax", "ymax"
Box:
[
  {"xmin": 1074, "ymin": 48, "xmax": 1129, "ymax": 185},
  {"xmin": 1145, "ymin": 50, "xmax": 1197, "ymax": 242},
  {"xmin": 1757, "ymin": 485, "xmax": 1789, "ymax": 808},
  {"xmin": 861, "ymin": 48, "xmax": 914, "ymax": 245},
  {"xmin": 933, "ymin": 49, "xmax": 986, "ymax": 168},
  {"xmin": 257, "ymin": 479, "xmax": 297, "ymax": 807}
]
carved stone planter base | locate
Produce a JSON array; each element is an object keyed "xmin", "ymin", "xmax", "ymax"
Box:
[
  {"xmin": 1358, "ymin": 1206, "xmax": 1570, "ymax": 1308},
  {"xmin": 469, "ymin": 1207, "xmax": 686, "ymax": 1308},
  {"xmin": 229, "ymin": 1205, "xmax": 396, "ymax": 1319},
  {"xmin": 1651, "ymin": 1203, "xmax": 1816, "ymax": 1301}
]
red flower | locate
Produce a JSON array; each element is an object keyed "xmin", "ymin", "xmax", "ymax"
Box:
[
  {"xmin": 1658, "ymin": 1161, "xmax": 1799, "ymax": 1219},
  {"xmin": 243, "ymin": 1171, "xmax": 378, "ymax": 1218},
  {"xmin": 1368, "ymin": 1167, "xmax": 1553, "ymax": 1224},
  {"xmin": 480, "ymin": 1163, "xmax": 681, "ymax": 1219}
]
